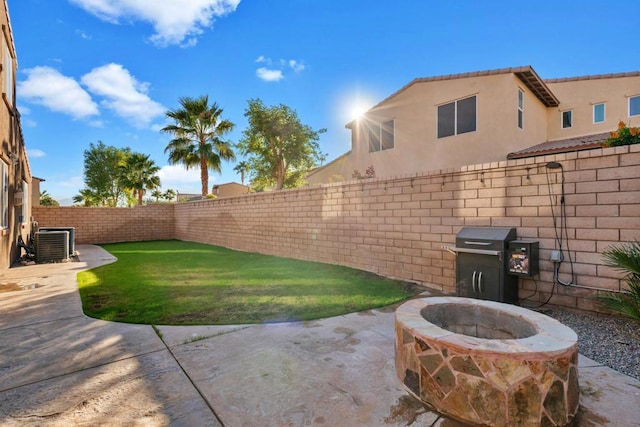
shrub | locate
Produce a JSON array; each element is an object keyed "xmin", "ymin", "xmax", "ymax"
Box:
[
  {"xmin": 596, "ymin": 241, "xmax": 640, "ymax": 321},
  {"xmin": 603, "ymin": 121, "xmax": 640, "ymax": 147}
]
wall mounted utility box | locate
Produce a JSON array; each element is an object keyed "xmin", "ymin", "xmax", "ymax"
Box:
[{"xmin": 507, "ymin": 240, "xmax": 539, "ymax": 277}]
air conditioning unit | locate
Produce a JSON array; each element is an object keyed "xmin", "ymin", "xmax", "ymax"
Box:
[
  {"xmin": 35, "ymin": 231, "xmax": 69, "ymax": 263},
  {"xmin": 38, "ymin": 227, "xmax": 76, "ymax": 256}
]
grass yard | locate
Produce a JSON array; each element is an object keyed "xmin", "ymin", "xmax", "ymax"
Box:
[{"xmin": 78, "ymin": 240, "xmax": 417, "ymax": 325}]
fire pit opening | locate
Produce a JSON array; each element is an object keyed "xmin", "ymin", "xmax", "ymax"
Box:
[
  {"xmin": 396, "ymin": 297, "xmax": 579, "ymax": 426},
  {"xmin": 420, "ymin": 303, "xmax": 537, "ymax": 339}
]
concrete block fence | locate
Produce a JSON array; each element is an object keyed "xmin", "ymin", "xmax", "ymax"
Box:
[{"xmin": 33, "ymin": 144, "xmax": 640, "ymax": 313}]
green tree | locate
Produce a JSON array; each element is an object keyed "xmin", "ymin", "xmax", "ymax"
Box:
[
  {"xmin": 151, "ymin": 189, "xmax": 163, "ymax": 203},
  {"xmin": 150, "ymin": 188, "xmax": 176, "ymax": 203},
  {"xmin": 161, "ymin": 96, "xmax": 236, "ymax": 196},
  {"xmin": 119, "ymin": 153, "xmax": 161, "ymax": 206},
  {"xmin": 78, "ymin": 142, "xmax": 131, "ymax": 206},
  {"xmin": 238, "ymin": 99, "xmax": 326, "ymax": 190},
  {"xmin": 39, "ymin": 190, "xmax": 59, "ymax": 206},
  {"xmin": 73, "ymin": 188, "xmax": 100, "ymax": 207},
  {"xmin": 162, "ymin": 189, "xmax": 177, "ymax": 202},
  {"xmin": 233, "ymin": 160, "xmax": 250, "ymax": 185}
]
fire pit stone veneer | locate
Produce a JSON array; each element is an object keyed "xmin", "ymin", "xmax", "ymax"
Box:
[{"xmin": 395, "ymin": 297, "xmax": 579, "ymax": 426}]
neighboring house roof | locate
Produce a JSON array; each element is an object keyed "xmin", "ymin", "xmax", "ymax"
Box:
[
  {"xmin": 212, "ymin": 182, "xmax": 247, "ymax": 188},
  {"xmin": 507, "ymin": 132, "xmax": 610, "ymax": 159},
  {"xmin": 306, "ymin": 150, "xmax": 352, "ymax": 177},
  {"xmin": 346, "ymin": 66, "xmax": 559, "ymax": 129},
  {"xmin": 545, "ymin": 71, "xmax": 640, "ymax": 83}
]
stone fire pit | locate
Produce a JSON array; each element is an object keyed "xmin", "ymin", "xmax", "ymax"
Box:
[{"xmin": 395, "ymin": 297, "xmax": 579, "ymax": 426}]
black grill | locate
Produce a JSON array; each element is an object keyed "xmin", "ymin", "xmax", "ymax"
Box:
[{"xmin": 449, "ymin": 227, "xmax": 518, "ymax": 303}]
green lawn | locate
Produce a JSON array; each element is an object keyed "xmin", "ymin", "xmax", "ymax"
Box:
[{"xmin": 77, "ymin": 240, "xmax": 416, "ymax": 325}]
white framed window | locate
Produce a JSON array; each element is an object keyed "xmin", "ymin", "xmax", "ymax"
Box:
[
  {"xmin": 517, "ymin": 89, "xmax": 524, "ymax": 129},
  {"xmin": 437, "ymin": 95, "xmax": 477, "ymax": 138},
  {"xmin": 630, "ymin": 95, "xmax": 640, "ymax": 117},
  {"xmin": 562, "ymin": 110, "xmax": 573, "ymax": 129},
  {"xmin": 593, "ymin": 103, "xmax": 605, "ymax": 123},
  {"xmin": 368, "ymin": 119, "xmax": 395, "ymax": 152},
  {"xmin": 1, "ymin": 161, "xmax": 7, "ymax": 229},
  {"xmin": 2, "ymin": 34, "xmax": 13, "ymax": 106}
]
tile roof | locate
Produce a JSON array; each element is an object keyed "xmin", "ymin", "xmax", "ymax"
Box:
[
  {"xmin": 507, "ymin": 132, "xmax": 610, "ymax": 159},
  {"xmin": 545, "ymin": 71, "xmax": 640, "ymax": 83},
  {"xmin": 364, "ymin": 66, "xmax": 559, "ymax": 117}
]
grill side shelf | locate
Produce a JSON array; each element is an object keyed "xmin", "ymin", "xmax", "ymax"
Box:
[{"xmin": 442, "ymin": 245, "xmax": 503, "ymax": 261}]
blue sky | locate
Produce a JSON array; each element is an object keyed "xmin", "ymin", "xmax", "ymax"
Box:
[{"xmin": 9, "ymin": 0, "xmax": 640, "ymax": 204}]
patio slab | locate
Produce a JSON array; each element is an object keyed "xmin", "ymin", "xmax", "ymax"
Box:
[{"xmin": 1, "ymin": 245, "xmax": 639, "ymax": 426}]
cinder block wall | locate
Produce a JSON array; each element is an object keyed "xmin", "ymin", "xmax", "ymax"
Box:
[
  {"xmin": 33, "ymin": 204, "xmax": 175, "ymax": 244},
  {"xmin": 175, "ymin": 145, "xmax": 639, "ymax": 312},
  {"xmin": 31, "ymin": 145, "xmax": 640, "ymax": 312}
]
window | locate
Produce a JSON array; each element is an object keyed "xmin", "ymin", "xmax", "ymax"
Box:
[
  {"xmin": 368, "ymin": 120, "xmax": 395, "ymax": 152},
  {"xmin": 381, "ymin": 120, "xmax": 394, "ymax": 150},
  {"xmin": 2, "ymin": 35, "xmax": 13, "ymax": 105},
  {"xmin": 630, "ymin": 95, "xmax": 640, "ymax": 117},
  {"xmin": 562, "ymin": 110, "xmax": 572, "ymax": 129},
  {"xmin": 368, "ymin": 126, "xmax": 380, "ymax": 152},
  {"xmin": 1, "ymin": 161, "xmax": 7, "ymax": 229},
  {"xmin": 21, "ymin": 180, "xmax": 28, "ymax": 223},
  {"xmin": 593, "ymin": 103, "xmax": 605, "ymax": 123},
  {"xmin": 437, "ymin": 95, "xmax": 476, "ymax": 138},
  {"xmin": 517, "ymin": 89, "xmax": 524, "ymax": 129}
]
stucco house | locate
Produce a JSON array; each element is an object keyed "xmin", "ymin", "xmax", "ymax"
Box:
[
  {"xmin": 307, "ymin": 66, "xmax": 640, "ymax": 184},
  {"xmin": 1, "ymin": 0, "xmax": 33, "ymax": 273},
  {"xmin": 212, "ymin": 182, "xmax": 250, "ymax": 198}
]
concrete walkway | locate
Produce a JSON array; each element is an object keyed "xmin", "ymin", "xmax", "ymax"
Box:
[{"xmin": 0, "ymin": 245, "xmax": 638, "ymax": 426}]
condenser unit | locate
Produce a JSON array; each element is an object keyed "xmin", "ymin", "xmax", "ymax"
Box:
[
  {"xmin": 38, "ymin": 227, "xmax": 76, "ymax": 256},
  {"xmin": 35, "ymin": 231, "xmax": 69, "ymax": 263}
]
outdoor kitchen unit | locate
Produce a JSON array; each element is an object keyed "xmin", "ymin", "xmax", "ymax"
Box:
[{"xmin": 445, "ymin": 227, "xmax": 518, "ymax": 304}]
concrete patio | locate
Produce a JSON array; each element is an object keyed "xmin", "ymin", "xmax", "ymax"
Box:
[{"xmin": 0, "ymin": 245, "xmax": 638, "ymax": 426}]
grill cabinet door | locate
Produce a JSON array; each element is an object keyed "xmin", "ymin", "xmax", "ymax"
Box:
[{"xmin": 456, "ymin": 253, "xmax": 502, "ymax": 301}]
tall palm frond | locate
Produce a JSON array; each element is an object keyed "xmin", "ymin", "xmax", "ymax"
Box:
[{"xmin": 161, "ymin": 95, "xmax": 236, "ymax": 195}]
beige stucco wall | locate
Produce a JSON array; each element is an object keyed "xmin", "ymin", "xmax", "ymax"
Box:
[
  {"xmin": 306, "ymin": 152, "xmax": 352, "ymax": 184},
  {"xmin": 311, "ymin": 72, "xmax": 639, "ymax": 187},
  {"xmin": 212, "ymin": 182, "xmax": 250, "ymax": 198},
  {"xmin": 314, "ymin": 73, "xmax": 554, "ymax": 184},
  {"xmin": 316, "ymin": 73, "xmax": 547, "ymax": 184},
  {"xmin": 546, "ymin": 75, "xmax": 640, "ymax": 139},
  {"xmin": 0, "ymin": 2, "xmax": 32, "ymax": 272}
]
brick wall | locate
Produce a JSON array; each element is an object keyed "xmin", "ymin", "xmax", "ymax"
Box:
[
  {"xmin": 33, "ymin": 204, "xmax": 174, "ymax": 244},
  {"xmin": 31, "ymin": 145, "xmax": 640, "ymax": 313}
]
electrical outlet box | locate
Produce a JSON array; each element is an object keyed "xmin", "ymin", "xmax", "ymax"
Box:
[
  {"xmin": 550, "ymin": 250, "xmax": 563, "ymax": 263},
  {"xmin": 507, "ymin": 240, "xmax": 539, "ymax": 277}
]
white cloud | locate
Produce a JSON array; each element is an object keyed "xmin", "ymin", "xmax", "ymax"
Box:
[
  {"xmin": 158, "ymin": 164, "xmax": 210, "ymax": 193},
  {"xmin": 69, "ymin": 0, "xmax": 241, "ymax": 47},
  {"xmin": 289, "ymin": 60, "xmax": 305, "ymax": 72},
  {"xmin": 27, "ymin": 148, "xmax": 46, "ymax": 158},
  {"xmin": 81, "ymin": 63, "xmax": 165, "ymax": 128},
  {"xmin": 255, "ymin": 56, "xmax": 305, "ymax": 82},
  {"xmin": 76, "ymin": 29, "xmax": 92, "ymax": 39},
  {"xmin": 158, "ymin": 164, "xmax": 201, "ymax": 184},
  {"xmin": 256, "ymin": 67, "xmax": 283, "ymax": 82},
  {"xmin": 18, "ymin": 66, "xmax": 99, "ymax": 120}
]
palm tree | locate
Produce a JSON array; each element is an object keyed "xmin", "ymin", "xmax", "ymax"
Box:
[
  {"xmin": 161, "ymin": 96, "xmax": 236, "ymax": 196},
  {"xmin": 233, "ymin": 161, "xmax": 250, "ymax": 185},
  {"xmin": 73, "ymin": 188, "xmax": 100, "ymax": 207},
  {"xmin": 119, "ymin": 153, "xmax": 161, "ymax": 206},
  {"xmin": 39, "ymin": 190, "xmax": 59, "ymax": 206}
]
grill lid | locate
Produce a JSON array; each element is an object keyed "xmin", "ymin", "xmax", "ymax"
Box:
[{"xmin": 455, "ymin": 227, "xmax": 516, "ymax": 251}]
